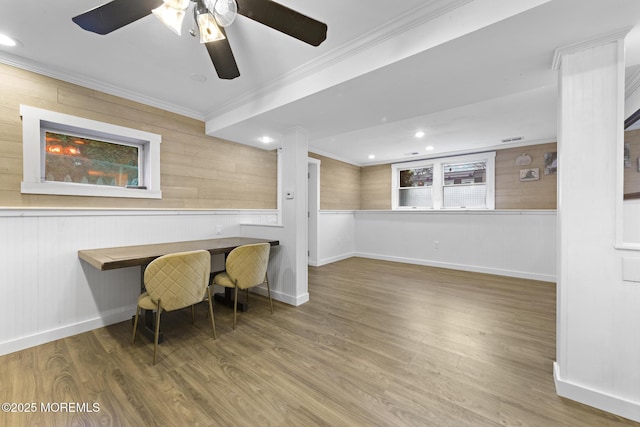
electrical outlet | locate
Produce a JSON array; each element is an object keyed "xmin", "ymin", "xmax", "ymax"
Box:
[
  {"xmin": 434, "ymin": 241, "xmax": 439, "ymax": 249},
  {"xmin": 216, "ymin": 225, "xmax": 222, "ymax": 235}
]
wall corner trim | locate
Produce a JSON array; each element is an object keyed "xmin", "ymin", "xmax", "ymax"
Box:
[{"xmin": 554, "ymin": 362, "xmax": 640, "ymax": 423}]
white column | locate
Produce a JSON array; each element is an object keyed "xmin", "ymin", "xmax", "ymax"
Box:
[
  {"xmin": 278, "ymin": 127, "xmax": 309, "ymax": 305},
  {"xmin": 554, "ymin": 30, "xmax": 640, "ymax": 422}
]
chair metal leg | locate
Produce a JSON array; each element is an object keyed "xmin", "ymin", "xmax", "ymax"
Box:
[
  {"xmin": 265, "ymin": 274, "xmax": 274, "ymax": 314},
  {"xmin": 132, "ymin": 305, "xmax": 140, "ymax": 344},
  {"xmin": 233, "ymin": 286, "xmax": 238, "ymax": 331},
  {"xmin": 191, "ymin": 305, "xmax": 195, "ymax": 325},
  {"xmin": 207, "ymin": 287, "xmax": 216, "ymax": 339},
  {"xmin": 153, "ymin": 300, "xmax": 162, "ymax": 365}
]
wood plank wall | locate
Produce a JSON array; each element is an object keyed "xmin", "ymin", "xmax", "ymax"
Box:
[
  {"xmin": 495, "ymin": 142, "xmax": 557, "ymax": 209},
  {"xmin": 0, "ymin": 64, "xmax": 277, "ymax": 209},
  {"xmin": 361, "ymin": 164, "xmax": 391, "ymax": 210},
  {"xmin": 308, "ymin": 153, "xmax": 361, "ymax": 210},
  {"xmin": 313, "ymin": 144, "xmax": 556, "ymax": 210}
]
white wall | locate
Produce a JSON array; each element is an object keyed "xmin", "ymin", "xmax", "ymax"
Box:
[
  {"xmin": 315, "ymin": 210, "xmax": 556, "ymax": 282},
  {"xmin": 554, "ymin": 35, "xmax": 640, "ymax": 422},
  {"xmin": 314, "ymin": 211, "xmax": 356, "ymax": 266},
  {"xmin": 0, "ymin": 209, "xmax": 280, "ymax": 356}
]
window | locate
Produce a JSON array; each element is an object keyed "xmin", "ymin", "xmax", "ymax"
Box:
[
  {"xmin": 398, "ymin": 165, "xmax": 434, "ymax": 208},
  {"xmin": 392, "ymin": 152, "xmax": 495, "ymax": 210},
  {"xmin": 20, "ymin": 105, "xmax": 161, "ymax": 199}
]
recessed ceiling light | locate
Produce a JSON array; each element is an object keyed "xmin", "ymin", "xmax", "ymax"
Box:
[
  {"xmin": 258, "ymin": 136, "xmax": 274, "ymax": 143},
  {"xmin": 0, "ymin": 34, "xmax": 18, "ymax": 47},
  {"xmin": 368, "ymin": 154, "xmax": 375, "ymax": 160},
  {"xmin": 426, "ymin": 146, "xmax": 434, "ymax": 151},
  {"xmin": 415, "ymin": 131, "xmax": 425, "ymax": 138}
]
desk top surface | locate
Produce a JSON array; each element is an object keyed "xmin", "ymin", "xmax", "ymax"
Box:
[{"xmin": 78, "ymin": 237, "xmax": 279, "ymax": 271}]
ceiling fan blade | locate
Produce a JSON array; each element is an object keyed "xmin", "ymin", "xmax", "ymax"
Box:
[
  {"xmin": 205, "ymin": 29, "xmax": 240, "ymax": 80},
  {"xmin": 235, "ymin": 0, "xmax": 327, "ymax": 46},
  {"xmin": 72, "ymin": 0, "xmax": 164, "ymax": 35}
]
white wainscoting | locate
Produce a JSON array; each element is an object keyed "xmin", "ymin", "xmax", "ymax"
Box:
[
  {"xmin": 314, "ymin": 211, "xmax": 356, "ymax": 266},
  {"xmin": 315, "ymin": 210, "xmax": 557, "ymax": 282},
  {"xmin": 0, "ymin": 209, "xmax": 279, "ymax": 356}
]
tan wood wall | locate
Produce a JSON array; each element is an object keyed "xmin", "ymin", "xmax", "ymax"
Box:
[
  {"xmin": 361, "ymin": 164, "xmax": 391, "ymax": 210},
  {"xmin": 357, "ymin": 143, "xmax": 559, "ymax": 211},
  {"xmin": 0, "ymin": 64, "xmax": 277, "ymax": 209},
  {"xmin": 495, "ymin": 143, "xmax": 558, "ymax": 209},
  {"xmin": 308, "ymin": 153, "xmax": 361, "ymax": 210}
]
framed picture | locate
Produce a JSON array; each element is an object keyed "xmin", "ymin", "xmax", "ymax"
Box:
[
  {"xmin": 520, "ymin": 168, "xmax": 540, "ymax": 182},
  {"xmin": 544, "ymin": 152, "xmax": 557, "ymax": 175}
]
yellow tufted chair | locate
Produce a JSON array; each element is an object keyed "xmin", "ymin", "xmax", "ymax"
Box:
[
  {"xmin": 132, "ymin": 250, "xmax": 216, "ymax": 365},
  {"xmin": 213, "ymin": 243, "xmax": 273, "ymax": 330}
]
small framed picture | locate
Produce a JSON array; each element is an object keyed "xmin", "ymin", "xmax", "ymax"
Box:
[
  {"xmin": 520, "ymin": 168, "xmax": 540, "ymax": 182},
  {"xmin": 544, "ymin": 152, "xmax": 557, "ymax": 175}
]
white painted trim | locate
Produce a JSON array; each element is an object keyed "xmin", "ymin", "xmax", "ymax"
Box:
[
  {"xmin": 205, "ymin": 0, "xmax": 474, "ymax": 120},
  {"xmin": 355, "ymin": 252, "xmax": 556, "ymax": 282},
  {"xmin": 552, "ymin": 27, "xmax": 633, "ymax": 70},
  {"xmin": 0, "ymin": 305, "xmax": 135, "ymax": 357},
  {"xmin": 250, "ymin": 285, "xmax": 309, "ymax": 307},
  {"xmin": 19, "ymin": 105, "xmax": 162, "ymax": 199},
  {"xmin": 554, "ymin": 363, "xmax": 640, "ymax": 423},
  {"xmin": 0, "ymin": 52, "xmax": 204, "ymax": 120},
  {"xmin": 355, "ymin": 209, "xmax": 557, "ymax": 216},
  {"xmin": 391, "ymin": 151, "xmax": 496, "ymax": 210},
  {"xmin": 0, "ymin": 208, "xmax": 279, "ymax": 218},
  {"xmin": 315, "ymin": 252, "xmax": 355, "ymax": 267}
]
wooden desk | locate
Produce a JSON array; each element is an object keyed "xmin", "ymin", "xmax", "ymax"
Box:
[
  {"xmin": 78, "ymin": 237, "xmax": 279, "ymax": 342},
  {"xmin": 78, "ymin": 237, "xmax": 279, "ymax": 271}
]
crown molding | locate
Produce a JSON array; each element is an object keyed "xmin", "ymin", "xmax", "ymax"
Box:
[
  {"xmin": 0, "ymin": 52, "xmax": 205, "ymax": 121},
  {"xmin": 551, "ymin": 27, "xmax": 633, "ymax": 70},
  {"xmin": 205, "ymin": 0, "xmax": 473, "ymax": 121}
]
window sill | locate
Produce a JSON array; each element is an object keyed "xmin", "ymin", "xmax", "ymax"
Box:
[{"xmin": 20, "ymin": 182, "xmax": 162, "ymax": 199}]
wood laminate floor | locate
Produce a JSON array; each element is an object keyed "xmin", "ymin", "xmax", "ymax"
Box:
[{"xmin": 0, "ymin": 257, "xmax": 637, "ymax": 426}]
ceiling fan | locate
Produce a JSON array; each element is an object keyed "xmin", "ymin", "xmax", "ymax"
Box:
[{"xmin": 72, "ymin": 0, "xmax": 328, "ymax": 80}]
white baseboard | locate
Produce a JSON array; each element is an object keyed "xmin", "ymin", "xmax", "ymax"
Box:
[
  {"xmin": 354, "ymin": 252, "xmax": 556, "ymax": 282},
  {"xmin": 315, "ymin": 252, "xmax": 355, "ymax": 267},
  {"xmin": 554, "ymin": 362, "xmax": 640, "ymax": 422},
  {"xmin": 249, "ymin": 286, "xmax": 309, "ymax": 306},
  {"xmin": 0, "ymin": 305, "xmax": 136, "ymax": 357}
]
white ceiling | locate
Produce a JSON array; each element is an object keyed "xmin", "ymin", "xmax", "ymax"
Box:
[{"xmin": 2, "ymin": 0, "xmax": 640, "ymax": 166}]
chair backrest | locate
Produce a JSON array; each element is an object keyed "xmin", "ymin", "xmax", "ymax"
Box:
[
  {"xmin": 225, "ymin": 243, "xmax": 270, "ymax": 290},
  {"xmin": 144, "ymin": 250, "xmax": 211, "ymax": 311}
]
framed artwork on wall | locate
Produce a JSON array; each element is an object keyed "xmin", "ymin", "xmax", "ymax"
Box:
[
  {"xmin": 544, "ymin": 152, "xmax": 557, "ymax": 175},
  {"xmin": 520, "ymin": 168, "xmax": 540, "ymax": 182}
]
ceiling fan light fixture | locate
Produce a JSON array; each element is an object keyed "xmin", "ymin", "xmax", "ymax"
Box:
[
  {"xmin": 152, "ymin": 0, "xmax": 191, "ymax": 36},
  {"xmin": 209, "ymin": 0, "xmax": 237, "ymax": 27},
  {"xmin": 197, "ymin": 12, "xmax": 226, "ymax": 43}
]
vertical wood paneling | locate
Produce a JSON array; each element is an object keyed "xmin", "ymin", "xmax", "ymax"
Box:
[
  {"xmin": 0, "ymin": 217, "xmax": 38, "ymax": 341},
  {"xmin": 352, "ymin": 211, "xmax": 556, "ymax": 281},
  {"xmin": 0, "ymin": 209, "xmax": 280, "ymax": 355},
  {"xmin": 317, "ymin": 212, "xmax": 356, "ymax": 265}
]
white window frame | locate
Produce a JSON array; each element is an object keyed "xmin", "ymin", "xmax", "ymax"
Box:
[
  {"xmin": 20, "ymin": 105, "xmax": 162, "ymax": 199},
  {"xmin": 392, "ymin": 151, "xmax": 495, "ymax": 210}
]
